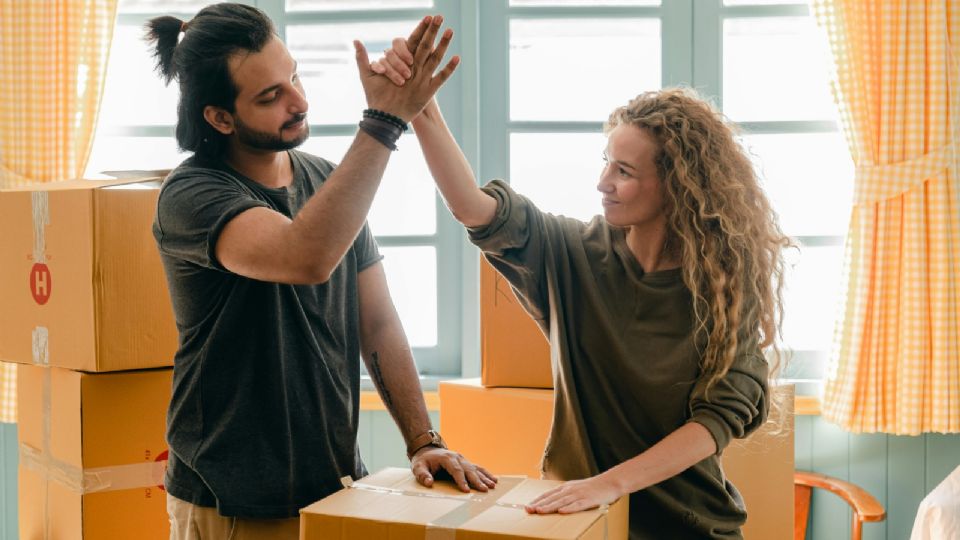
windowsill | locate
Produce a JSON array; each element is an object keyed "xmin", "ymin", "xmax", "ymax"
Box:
[
  {"xmin": 795, "ymin": 395, "xmax": 822, "ymax": 416},
  {"xmin": 359, "ymin": 383, "xmax": 825, "ymax": 416}
]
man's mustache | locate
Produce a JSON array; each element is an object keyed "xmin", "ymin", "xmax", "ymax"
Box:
[{"xmin": 282, "ymin": 114, "xmax": 307, "ymax": 128}]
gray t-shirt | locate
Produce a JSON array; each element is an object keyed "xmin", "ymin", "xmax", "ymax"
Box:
[
  {"xmin": 153, "ymin": 150, "xmax": 382, "ymax": 519},
  {"xmin": 469, "ymin": 180, "xmax": 769, "ymax": 540}
]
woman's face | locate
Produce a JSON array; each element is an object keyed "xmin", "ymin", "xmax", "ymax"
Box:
[{"xmin": 597, "ymin": 123, "xmax": 666, "ymax": 230}]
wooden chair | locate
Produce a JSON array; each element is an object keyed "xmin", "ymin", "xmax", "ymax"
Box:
[{"xmin": 794, "ymin": 471, "xmax": 886, "ymax": 540}]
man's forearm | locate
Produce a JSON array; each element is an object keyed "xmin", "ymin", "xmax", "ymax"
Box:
[
  {"xmin": 288, "ymin": 132, "xmax": 392, "ymax": 279},
  {"xmin": 361, "ymin": 318, "xmax": 432, "ymax": 446}
]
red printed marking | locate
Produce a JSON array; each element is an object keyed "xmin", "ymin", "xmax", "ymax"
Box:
[
  {"xmin": 29, "ymin": 263, "xmax": 52, "ymax": 305},
  {"xmin": 154, "ymin": 450, "xmax": 169, "ymax": 491}
]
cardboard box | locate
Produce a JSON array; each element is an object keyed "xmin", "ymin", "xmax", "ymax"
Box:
[
  {"xmin": 18, "ymin": 364, "xmax": 172, "ymax": 540},
  {"xmin": 439, "ymin": 379, "xmax": 795, "ymax": 539},
  {"xmin": 0, "ymin": 178, "xmax": 177, "ymax": 371},
  {"xmin": 300, "ymin": 467, "xmax": 628, "ymax": 539},
  {"xmin": 480, "ymin": 259, "xmax": 552, "ymax": 388}
]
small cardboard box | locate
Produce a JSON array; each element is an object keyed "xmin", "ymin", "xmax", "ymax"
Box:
[
  {"xmin": 0, "ymin": 178, "xmax": 177, "ymax": 371},
  {"xmin": 480, "ymin": 259, "xmax": 552, "ymax": 388},
  {"xmin": 439, "ymin": 378, "xmax": 795, "ymax": 539},
  {"xmin": 18, "ymin": 364, "xmax": 172, "ymax": 540},
  {"xmin": 300, "ymin": 467, "xmax": 628, "ymax": 539}
]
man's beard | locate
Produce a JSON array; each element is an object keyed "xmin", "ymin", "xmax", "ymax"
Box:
[{"xmin": 235, "ymin": 114, "xmax": 309, "ymax": 151}]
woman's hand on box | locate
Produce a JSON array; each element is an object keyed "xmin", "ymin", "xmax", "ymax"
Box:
[
  {"xmin": 411, "ymin": 447, "xmax": 498, "ymax": 493},
  {"xmin": 524, "ymin": 475, "xmax": 622, "ymax": 515}
]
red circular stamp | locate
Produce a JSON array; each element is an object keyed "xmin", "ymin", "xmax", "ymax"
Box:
[{"xmin": 29, "ymin": 263, "xmax": 52, "ymax": 305}]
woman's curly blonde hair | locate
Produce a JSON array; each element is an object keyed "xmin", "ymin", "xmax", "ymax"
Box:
[{"xmin": 606, "ymin": 87, "xmax": 791, "ymax": 392}]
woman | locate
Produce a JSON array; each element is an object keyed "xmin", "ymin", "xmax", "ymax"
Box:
[{"xmin": 375, "ymin": 32, "xmax": 789, "ymax": 539}]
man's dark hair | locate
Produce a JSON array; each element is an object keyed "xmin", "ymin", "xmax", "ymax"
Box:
[{"xmin": 145, "ymin": 3, "xmax": 276, "ymax": 158}]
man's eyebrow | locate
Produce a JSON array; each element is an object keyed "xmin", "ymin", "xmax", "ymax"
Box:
[{"xmin": 253, "ymin": 61, "xmax": 298, "ymax": 99}]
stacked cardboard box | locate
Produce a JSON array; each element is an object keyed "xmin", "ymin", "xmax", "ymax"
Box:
[
  {"xmin": 0, "ymin": 178, "xmax": 177, "ymax": 539},
  {"xmin": 479, "ymin": 259, "xmax": 552, "ymax": 388},
  {"xmin": 300, "ymin": 467, "xmax": 629, "ymax": 539}
]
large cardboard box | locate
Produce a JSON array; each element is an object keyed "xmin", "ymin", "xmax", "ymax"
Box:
[
  {"xmin": 439, "ymin": 379, "xmax": 795, "ymax": 539},
  {"xmin": 480, "ymin": 259, "xmax": 552, "ymax": 388},
  {"xmin": 0, "ymin": 178, "xmax": 177, "ymax": 371},
  {"xmin": 300, "ymin": 467, "xmax": 628, "ymax": 539},
  {"xmin": 18, "ymin": 364, "xmax": 172, "ymax": 540}
]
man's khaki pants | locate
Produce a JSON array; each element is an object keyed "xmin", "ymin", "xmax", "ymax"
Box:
[{"xmin": 167, "ymin": 493, "xmax": 299, "ymax": 540}]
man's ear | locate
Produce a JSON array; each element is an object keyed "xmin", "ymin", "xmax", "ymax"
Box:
[{"xmin": 203, "ymin": 105, "xmax": 235, "ymax": 136}]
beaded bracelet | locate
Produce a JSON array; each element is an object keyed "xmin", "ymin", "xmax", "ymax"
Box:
[
  {"xmin": 359, "ymin": 117, "xmax": 402, "ymax": 151},
  {"xmin": 363, "ymin": 108, "xmax": 408, "ymax": 132}
]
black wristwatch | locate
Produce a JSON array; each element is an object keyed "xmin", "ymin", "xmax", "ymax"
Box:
[{"xmin": 406, "ymin": 429, "xmax": 446, "ymax": 459}]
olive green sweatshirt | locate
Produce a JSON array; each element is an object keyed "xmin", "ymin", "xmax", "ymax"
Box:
[{"xmin": 468, "ymin": 180, "xmax": 769, "ymax": 540}]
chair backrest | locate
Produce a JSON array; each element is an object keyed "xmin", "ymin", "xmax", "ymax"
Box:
[{"xmin": 794, "ymin": 471, "xmax": 886, "ymax": 540}]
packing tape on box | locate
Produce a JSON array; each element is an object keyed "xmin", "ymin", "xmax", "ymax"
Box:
[
  {"xmin": 20, "ymin": 444, "xmax": 168, "ymax": 494},
  {"xmin": 32, "ymin": 191, "xmax": 49, "ymax": 264},
  {"xmin": 341, "ymin": 475, "xmax": 614, "ymax": 540}
]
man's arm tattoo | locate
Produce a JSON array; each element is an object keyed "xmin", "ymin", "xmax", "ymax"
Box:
[{"xmin": 369, "ymin": 351, "xmax": 394, "ymax": 411}]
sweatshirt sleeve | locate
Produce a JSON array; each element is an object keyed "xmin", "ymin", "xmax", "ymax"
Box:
[
  {"xmin": 686, "ymin": 351, "xmax": 770, "ymax": 454},
  {"xmin": 467, "ymin": 179, "xmax": 552, "ymax": 321}
]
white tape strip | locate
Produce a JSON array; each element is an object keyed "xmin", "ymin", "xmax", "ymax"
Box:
[
  {"xmin": 32, "ymin": 327, "xmax": 49, "ymax": 366},
  {"xmin": 31, "ymin": 191, "xmax": 49, "ymax": 264}
]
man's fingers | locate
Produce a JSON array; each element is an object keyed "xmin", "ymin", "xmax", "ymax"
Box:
[
  {"xmin": 411, "ymin": 460, "xmax": 434, "ymax": 487},
  {"xmin": 393, "ymin": 37, "xmax": 414, "ymax": 65},
  {"xmin": 353, "ymin": 40, "xmax": 371, "ymax": 75},
  {"xmin": 441, "ymin": 458, "xmax": 469, "ymax": 492},
  {"xmin": 432, "ymin": 56, "xmax": 460, "ymax": 89},
  {"xmin": 405, "ymin": 15, "xmax": 432, "ymax": 54},
  {"xmin": 476, "ymin": 468, "xmax": 497, "ymax": 489},
  {"xmin": 413, "ymin": 15, "xmax": 443, "ymax": 65},
  {"xmin": 464, "ymin": 468, "xmax": 489, "ymax": 492},
  {"xmin": 476, "ymin": 466, "xmax": 498, "ymax": 484},
  {"xmin": 425, "ymin": 28, "xmax": 454, "ymax": 73}
]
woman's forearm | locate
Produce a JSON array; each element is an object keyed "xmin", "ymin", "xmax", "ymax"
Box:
[
  {"xmin": 412, "ymin": 99, "xmax": 497, "ymax": 228},
  {"xmin": 601, "ymin": 422, "xmax": 717, "ymax": 495}
]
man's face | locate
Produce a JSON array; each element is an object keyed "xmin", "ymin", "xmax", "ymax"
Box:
[{"xmin": 226, "ymin": 36, "xmax": 309, "ymax": 152}]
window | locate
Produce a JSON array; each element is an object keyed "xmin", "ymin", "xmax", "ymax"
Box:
[{"xmin": 91, "ymin": 0, "xmax": 851, "ymax": 387}]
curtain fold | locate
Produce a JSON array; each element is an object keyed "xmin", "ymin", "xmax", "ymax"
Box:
[
  {"xmin": 0, "ymin": 0, "xmax": 119, "ymax": 423},
  {"xmin": 814, "ymin": 0, "xmax": 959, "ymax": 434}
]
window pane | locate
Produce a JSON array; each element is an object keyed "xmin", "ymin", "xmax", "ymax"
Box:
[
  {"xmin": 380, "ymin": 246, "xmax": 437, "ymax": 347},
  {"xmin": 781, "ymin": 245, "xmax": 845, "ymax": 351},
  {"xmin": 298, "ymin": 135, "xmax": 437, "ymax": 236},
  {"xmin": 511, "ymin": 0, "xmax": 659, "ymax": 5},
  {"xmin": 510, "ymin": 133, "xmax": 607, "ymax": 221},
  {"xmin": 119, "ymin": 0, "xmax": 211, "ymax": 13},
  {"xmin": 287, "ymin": 21, "xmax": 419, "ymax": 126},
  {"xmin": 510, "ymin": 19, "xmax": 660, "ymax": 121},
  {"xmin": 743, "ymin": 132, "xmax": 853, "ymax": 237},
  {"xmin": 98, "ymin": 25, "xmax": 179, "ymax": 127},
  {"xmin": 287, "ymin": 0, "xmax": 431, "ymax": 11},
  {"xmin": 85, "ymin": 137, "xmax": 188, "ymax": 175},
  {"xmin": 723, "ymin": 17, "xmax": 836, "ymax": 121}
]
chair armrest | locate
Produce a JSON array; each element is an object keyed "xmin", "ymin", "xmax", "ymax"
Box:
[{"xmin": 794, "ymin": 471, "xmax": 886, "ymax": 522}]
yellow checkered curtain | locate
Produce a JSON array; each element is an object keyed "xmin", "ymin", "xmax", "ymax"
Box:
[
  {"xmin": 0, "ymin": 364, "xmax": 13, "ymax": 423},
  {"xmin": 813, "ymin": 0, "xmax": 960, "ymax": 434},
  {"xmin": 0, "ymin": 0, "xmax": 118, "ymax": 188}
]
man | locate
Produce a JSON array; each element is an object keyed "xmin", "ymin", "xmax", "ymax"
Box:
[{"xmin": 145, "ymin": 5, "xmax": 495, "ymax": 538}]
